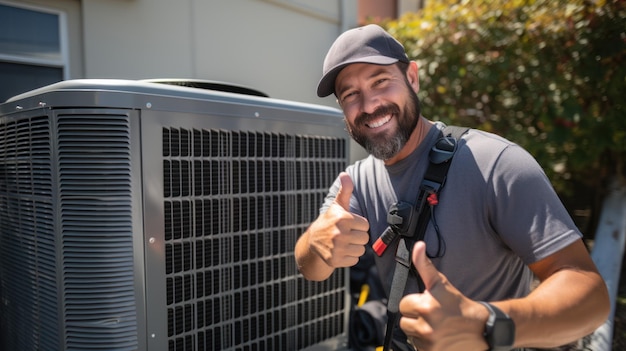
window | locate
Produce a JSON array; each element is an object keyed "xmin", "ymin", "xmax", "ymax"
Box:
[{"xmin": 0, "ymin": 2, "xmax": 67, "ymax": 102}]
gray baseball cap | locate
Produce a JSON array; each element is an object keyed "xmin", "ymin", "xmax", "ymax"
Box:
[{"xmin": 317, "ymin": 24, "xmax": 409, "ymax": 97}]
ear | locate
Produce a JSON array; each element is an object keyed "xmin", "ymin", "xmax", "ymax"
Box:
[{"xmin": 406, "ymin": 61, "xmax": 420, "ymax": 94}]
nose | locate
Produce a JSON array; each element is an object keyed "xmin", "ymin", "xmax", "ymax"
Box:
[{"xmin": 359, "ymin": 89, "xmax": 382, "ymax": 115}]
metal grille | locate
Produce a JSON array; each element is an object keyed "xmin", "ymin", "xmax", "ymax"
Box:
[
  {"xmin": 0, "ymin": 114, "xmax": 57, "ymax": 351},
  {"xmin": 163, "ymin": 128, "xmax": 347, "ymax": 351},
  {"xmin": 57, "ymin": 112, "xmax": 138, "ymax": 350}
]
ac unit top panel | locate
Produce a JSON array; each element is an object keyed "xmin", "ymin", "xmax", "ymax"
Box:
[{"xmin": 0, "ymin": 79, "xmax": 344, "ymax": 127}]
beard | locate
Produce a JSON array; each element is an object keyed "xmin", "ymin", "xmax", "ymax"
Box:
[{"xmin": 346, "ymin": 88, "xmax": 421, "ymax": 160}]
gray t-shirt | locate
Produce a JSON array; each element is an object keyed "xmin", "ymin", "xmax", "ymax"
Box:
[{"xmin": 321, "ymin": 123, "xmax": 582, "ymax": 301}]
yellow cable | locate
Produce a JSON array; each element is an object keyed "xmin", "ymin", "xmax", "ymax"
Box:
[{"xmin": 357, "ymin": 284, "xmax": 370, "ymax": 307}]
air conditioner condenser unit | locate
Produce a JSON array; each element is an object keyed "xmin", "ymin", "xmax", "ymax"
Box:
[{"xmin": 0, "ymin": 79, "xmax": 351, "ymax": 351}]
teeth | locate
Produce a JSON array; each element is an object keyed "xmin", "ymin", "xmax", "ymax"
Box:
[{"xmin": 367, "ymin": 115, "xmax": 391, "ymax": 128}]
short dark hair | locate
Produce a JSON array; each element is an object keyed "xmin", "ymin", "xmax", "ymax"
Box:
[{"xmin": 396, "ymin": 61, "xmax": 409, "ymax": 74}]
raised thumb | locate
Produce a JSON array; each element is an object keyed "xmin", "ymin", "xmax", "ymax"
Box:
[
  {"xmin": 334, "ymin": 172, "xmax": 354, "ymax": 211},
  {"xmin": 412, "ymin": 241, "xmax": 442, "ymax": 291}
]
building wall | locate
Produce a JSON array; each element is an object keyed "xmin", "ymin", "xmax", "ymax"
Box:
[
  {"xmin": 80, "ymin": 0, "xmax": 359, "ymax": 107},
  {"xmin": 2, "ymin": 0, "xmax": 360, "ymax": 107}
]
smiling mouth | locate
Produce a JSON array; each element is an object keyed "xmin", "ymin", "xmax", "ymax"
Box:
[{"xmin": 365, "ymin": 115, "xmax": 392, "ymax": 129}]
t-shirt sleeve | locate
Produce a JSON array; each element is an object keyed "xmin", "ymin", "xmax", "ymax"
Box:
[
  {"xmin": 319, "ymin": 176, "xmax": 340, "ymax": 214},
  {"xmin": 488, "ymin": 144, "xmax": 582, "ymax": 265}
]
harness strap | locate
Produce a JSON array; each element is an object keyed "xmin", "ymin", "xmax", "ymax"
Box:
[
  {"xmin": 381, "ymin": 125, "xmax": 469, "ymax": 351},
  {"xmin": 381, "ymin": 236, "xmax": 414, "ymax": 351}
]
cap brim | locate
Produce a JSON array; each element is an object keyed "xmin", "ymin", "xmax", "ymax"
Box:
[{"xmin": 316, "ymin": 56, "xmax": 400, "ymax": 97}]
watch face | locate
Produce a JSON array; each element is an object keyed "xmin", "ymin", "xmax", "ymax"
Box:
[
  {"xmin": 480, "ymin": 301, "xmax": 516, "ymax": 349},
  {"xmin": 492, "ymin": 318, "xmax": 515, "ymax": 346}
]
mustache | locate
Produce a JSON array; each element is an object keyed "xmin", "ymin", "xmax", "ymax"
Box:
[{"xmin": 354, "ymin": 104, "xmax": 400, "ymax": 126}]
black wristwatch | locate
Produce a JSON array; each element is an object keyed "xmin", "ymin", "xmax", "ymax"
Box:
[{"xmin": 479, "ymin": 301, "xmax": 515, "ymax": 351}]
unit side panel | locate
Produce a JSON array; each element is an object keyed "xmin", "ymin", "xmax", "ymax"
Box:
[
  {"xmin": 0, "ymin": 107, "xmax": 147, "ymax": 351},
  {"xmin": 0, "ymin": 109, "xmax": 59, "ymax": 351}
]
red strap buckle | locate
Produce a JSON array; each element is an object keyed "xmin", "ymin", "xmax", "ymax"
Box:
[{"xmin": 427, "ymin": 193, "xmax": 439, "ymax": 206}]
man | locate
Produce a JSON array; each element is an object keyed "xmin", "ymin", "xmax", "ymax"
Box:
[{"xmin": 294, "ymin": 24, "xmax": 609, "ymax": 351}]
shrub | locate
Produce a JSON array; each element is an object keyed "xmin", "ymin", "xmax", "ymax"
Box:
[{"xmin": 381, "ymin": 0, "xmax": 625, "ymax": 233}]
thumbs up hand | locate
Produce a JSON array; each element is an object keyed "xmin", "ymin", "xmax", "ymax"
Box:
[
  {"xmin": 307, "ymin": 172, "xmax": 370, "ymax": 269},
  {"xmin": 398, "ymin": 241, "xmax": 489, "ymax": 351}
]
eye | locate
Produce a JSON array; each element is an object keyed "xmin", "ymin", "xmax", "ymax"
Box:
[
  {"xmin": 340, "ymin": 90, "xmax": 359, "ymax": 104},
  {"xmin": 373, "ymin": 78, "xmax": 388, "ymax": 87}
]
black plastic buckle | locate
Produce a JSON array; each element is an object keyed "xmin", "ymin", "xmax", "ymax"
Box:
[
  {"xmin": 387, "ymin": 201, "xmax": 414, "ymax": 234},
  {"xmin": 373, "ymin": 201, "xmax": 418, "ymax": 256},
  {"xmin": 430, "ymin": 136, "xmax": 457, "ymax": 164}
]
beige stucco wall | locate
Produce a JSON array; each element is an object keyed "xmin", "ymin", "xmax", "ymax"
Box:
[{"xmin": 80, "ymin": 0, "xmax": 357, "ymax": 107}]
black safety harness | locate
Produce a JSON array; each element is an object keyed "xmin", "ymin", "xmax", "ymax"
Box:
[{"xmin": 372, "ymin": 125, "xmax": 470, "ymax": 351}]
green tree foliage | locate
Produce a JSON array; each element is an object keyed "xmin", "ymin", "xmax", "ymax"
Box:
[{"xmin": 382, "ymin": 0, "xmax": 625, "ymax": 206}]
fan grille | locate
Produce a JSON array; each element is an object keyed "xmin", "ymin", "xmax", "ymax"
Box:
[{"xmin": 163, "ymin": 128, "xmax": 347, "ymax": 351}]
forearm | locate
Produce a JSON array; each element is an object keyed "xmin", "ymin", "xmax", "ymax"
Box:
[
  {"xmin": 497, "ymin": 269, "xmax": 609, "ymax": 348},
  {"xmin": 295, "ymin": 229, "xmax": 335, "ymax": 281}
]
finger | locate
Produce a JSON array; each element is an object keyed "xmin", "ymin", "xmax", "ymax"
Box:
[
  {"xmin": 399, "ymin": 293, "xmax": 425, "ymax": 318},
  {"xmin": 349, "ymin": 230, "xmax": 370, "ymax": 246},
  {"xmin": 412, "ymin": 241, "xmax": 443, "ymax": 291},
  {"xmin": 334, "ymin": 172, "xmax": 353, "ymax": 211}
]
